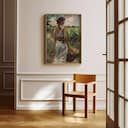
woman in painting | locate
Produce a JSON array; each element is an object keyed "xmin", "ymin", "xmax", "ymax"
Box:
[{"xmin": 53, "ymin": 16, "xmax": 78, "ymax": 64}]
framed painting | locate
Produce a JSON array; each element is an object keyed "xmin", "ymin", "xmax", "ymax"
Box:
[{"xmin": 44, "ymin": 14, "xmax": 81, "ymax": 64}]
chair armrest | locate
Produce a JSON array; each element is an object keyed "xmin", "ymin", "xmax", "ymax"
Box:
[
  {"xmin": 63, "ymin": 80, "xmax": 76, "ymax": 85},
  {"xmin": 62, "ymin": 80, "xmax": 76, "ymax": 92}
]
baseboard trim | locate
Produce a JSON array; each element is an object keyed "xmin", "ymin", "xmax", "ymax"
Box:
[{"xmin": 16, "ymin": 100, "xmax": 106, "ymax": 110}]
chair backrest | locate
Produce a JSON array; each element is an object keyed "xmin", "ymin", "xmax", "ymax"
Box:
[{"xmin": 73, "ymin": 74, "xmax": 96, "ymax": 83}]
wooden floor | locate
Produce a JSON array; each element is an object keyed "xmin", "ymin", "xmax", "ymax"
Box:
[{"xmin": 0, "ymin": 110, "xmax": 106, "ymax": 128}]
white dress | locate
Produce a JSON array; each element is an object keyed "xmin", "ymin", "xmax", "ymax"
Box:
[{"xmin": 53, "ymin": 29, "xmax": 68, "ymax": 64}]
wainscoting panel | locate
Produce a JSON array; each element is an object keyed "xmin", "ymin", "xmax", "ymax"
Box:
[
  {"xmin": 20, "ymin": 79, "xmax": 63, "ymax": 101},
  {"xmin": 3, "ymin": 71, "xmax": 14, "ymax": 90},
  {"xmin": 16, "ymin": 74, "xmax": 106, "ymax": 110},
  {"xmin": 0, "ymin": 0, "xmax": 16, "ymax": 97}
]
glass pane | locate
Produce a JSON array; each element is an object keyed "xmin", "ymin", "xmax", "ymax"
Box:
[
  {"xmin": 125, "ymin": 21, "xmax": 128, "ymax": 58},
  {"xmin": 125, "ymin": 101, "xmax": 128, "ymax": 128},
  {"xmin": 109, "ymin": 34, "xmax": 114, "ymax": 61},
  {"xmin": 119, "ymin": 0, "xmax": 124, "ymax": 21},
  {"xmin": 107, "ymin": 35, "xmax": 109, "ymax": 61},
  {"xmin": 109, "ymin": 92, "xmax": 114, "ymax": 120},
  {"xmin": 125, "ymin": 0, "xmax": 128, "ymax": 18},
  {"xmin": 108, "ymin": 64, "xmax": 114, "ymax": 90},
  {"xmin": 118, "ymin": 23, "xmax": 124, "ymax": 58},
  {"xmin": 109, "ymin": 0, "xmax": 114, "ymax": 31},
  {"xmin": 119, "ymin": 62, "xmax": 124, "ymax": 96},
  {"xmin": 118, "ymin": 97, "xmax": 124, "ymax": 128},
  {"xmin": 107, "ymin": 5, "xmax": 110, "ymax": 32},
  {"xmin": 107, "ymin": 91, "xmax": 110, "ymax": 115},
  {"xmin": 107, "ymin": 64, "xmax": 110, "ymax": 89},
  {"xmin": 125, "ymin": 62, "xmax": 128, "ymax": 99}
]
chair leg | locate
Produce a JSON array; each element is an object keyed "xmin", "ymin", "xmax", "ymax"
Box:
[
  {"xmin": 73, "ymin": 82, "xmax": 76, "ymax": 112},
  {"xmin": 93, "ymin": 96, "xmax": 96, "ymax": 113},
  {"xmin": 93, "ymin": 83, "xmax": 96, "ymax": 113},
  {"xmin": 62, "ymin": 95, "xmax": 66, "ymax": 115},
  {"xmin": 73, "ymin": 97, "xmax": 76, "ymax": 112},
  {"xmin": 62, "ymin": 83, "xmax": 66, "ymax": 115},
  {"xmin": 84, "ymin": 85, "xmax": 88, "ymax": 118}
]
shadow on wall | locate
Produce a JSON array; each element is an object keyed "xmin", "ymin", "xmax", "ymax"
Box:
[{"xmin": 28, "ymin": 83, "xmax": 62, "ymax": 110}]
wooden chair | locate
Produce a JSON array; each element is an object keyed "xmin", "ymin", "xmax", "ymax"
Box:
[{"xmin": 62, "ymin": 74, "xmax": 96, "ymax": 118}]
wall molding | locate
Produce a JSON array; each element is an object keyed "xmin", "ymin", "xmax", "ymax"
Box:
[
  {"xmin": 17, "ymin": 72, "xmax": 106, "ymax": 76},
  {"xmin": 2, "ymin": 71, "xmax": 14, "ymax": 90},
  {"xmin": 17, "ymin": 73, "xmax": 106, "ymax": 82},
  {"xmin": 19, "ymin": 78, "xmax": 70, "ymax": 102},
  {"xmin": 16, "ymin": 74, "xmax": 106, "ymax": 110},
  {"xmin": 0, "ymin": 66, "xmax": 14, "ymax": 69},
  {"xmin": 2, "ymin": 0, "xmax": 15, "ymax": 63},
  {"xmin": 16, "ymin": 100, "xmax": 106, "ymax": 110},
  {"xmin": 0, "ymin": 93, "xmax": 13, "ymax": 96},
  {"xmin": 2, "ymin": 0, "xmax": 6, "ymax": 62}
]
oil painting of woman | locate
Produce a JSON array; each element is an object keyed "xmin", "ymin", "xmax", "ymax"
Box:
[{"xmin": 45, "ymin": 14, "xmax": 81, "ymax": 64}]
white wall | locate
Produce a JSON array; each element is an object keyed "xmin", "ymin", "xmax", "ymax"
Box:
[{"xmin": 16, "ymin": 0, "xmax": 106, "ymax": 110}]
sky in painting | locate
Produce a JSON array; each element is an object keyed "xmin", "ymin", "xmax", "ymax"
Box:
[{"xmin": 47, "ymin": 15, "xmax": 81, "ymax": 27}]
